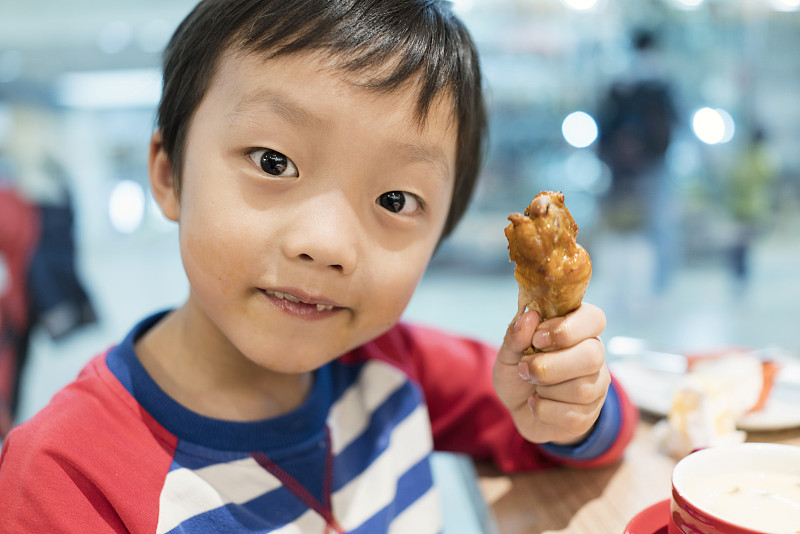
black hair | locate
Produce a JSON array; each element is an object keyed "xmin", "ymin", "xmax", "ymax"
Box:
[{"xmin": 157, "ymin": 0, "xmax": 486, "ymax": 239}]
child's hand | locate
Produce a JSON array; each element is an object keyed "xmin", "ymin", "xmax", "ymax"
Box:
[{"xmin": 493, "ymin": 303, "xmax": 609, "ymax": 445}]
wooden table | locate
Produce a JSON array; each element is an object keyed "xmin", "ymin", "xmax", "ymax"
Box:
[{"xmin": 477, "ymin": 415, "xmax": 800, "ymax": 534}]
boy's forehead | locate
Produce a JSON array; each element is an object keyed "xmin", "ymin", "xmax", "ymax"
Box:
[{"xmin": 212, "ymin": 49, "xmax": 458, "ymax": 130}]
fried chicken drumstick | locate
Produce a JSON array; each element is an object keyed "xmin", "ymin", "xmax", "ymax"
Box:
[{"xmin": 505, "ymin": 191, "xmax": 592, "ymax": 322}]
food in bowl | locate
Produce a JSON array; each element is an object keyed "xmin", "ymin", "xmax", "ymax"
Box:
[
  {"xmin": 671, "ymin": 443, "xmax": 800, "ymax": 533},
  {"xmin": 682, "ymin": 471, "xmax": 800, "ymax": 531}
]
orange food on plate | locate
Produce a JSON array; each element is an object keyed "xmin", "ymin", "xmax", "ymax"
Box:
[
  {"xmin": 655, "ymin": 350, "xmax": 783, "ymax": 458},
  {"xmin": 686, "ymin": 350, "xmax": 781, "ymax": 414}
]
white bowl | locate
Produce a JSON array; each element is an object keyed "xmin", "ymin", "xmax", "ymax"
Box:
[{"xmin": 670, "ymin": 443, "xmax": 800, "ymax": 534}]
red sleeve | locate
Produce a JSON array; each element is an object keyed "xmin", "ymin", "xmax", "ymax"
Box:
[
  {"xmin": 0, "ymin": 354, "xmax": 177, "ymax": 533},
  {"xmin": 360, "ymin": 323, "xmax": 637, "ymax": 473}
]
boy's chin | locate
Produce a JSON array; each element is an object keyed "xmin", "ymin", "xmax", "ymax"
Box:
[
  {"xmin": 237, "ymin": 318, "xmax": 402, "ymax": 374},
  {"xmin": 245, "ymin": 353, "xmax": 334, "ymax": 375},
  {"xmin": 243, "ymin": 343, "xmax": 352, "ymax": 375}
]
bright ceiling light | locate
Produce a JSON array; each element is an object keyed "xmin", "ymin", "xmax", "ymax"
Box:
[
  {"xmin": 108, "ymin": 180, "xmax": 146, "ymax": 234},
  {"xmin": 562, "ymin": 111, "xmax": 599, "ymax": 148},
  {"xmin": 692, "ymin": 107, "xmax": 735, "ymax": 145}
]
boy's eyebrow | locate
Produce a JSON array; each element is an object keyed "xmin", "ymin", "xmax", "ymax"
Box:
[
  {"xmin": 391, "ymin": 141, "xmax": 452, "ymax": 181},
  {"xmin": 229, "ymin": 88, "xmax": 327, "ymax": 131}
]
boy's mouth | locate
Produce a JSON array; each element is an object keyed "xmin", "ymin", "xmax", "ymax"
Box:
[
  {"xmin": 262, "ymin": 289, "xmax": 339, "ymax": 314},
  {"xmin": 268, "ymin": 290, "xmax": 334, "ymax": 311}
]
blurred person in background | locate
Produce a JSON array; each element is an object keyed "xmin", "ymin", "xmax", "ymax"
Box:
[
  {"xmin": 597, "ymin": 28, "xmax": 682, "ymax": 296},
  {"xmin": 0, "ymin": 148, "xmax": 96, "ymax": 440},
  {"xmin": 725, "ymin": 126, "xmax": 778, "ymax": 287},
  {"xmin": 25, "ymin": 155, "xmax": 97, "ymax": 341},
  {"xmin": 0, "ymin": 168, "xmax": 39, "ymax": 439}
]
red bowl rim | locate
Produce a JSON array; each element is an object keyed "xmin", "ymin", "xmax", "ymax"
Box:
[
  {"xmin": 669, "ymin": 443, "xmax": 800, "ymax": 534},
  {"xmin": 670, "ymin": 485, "xmax": 764, "ymax": 534}
]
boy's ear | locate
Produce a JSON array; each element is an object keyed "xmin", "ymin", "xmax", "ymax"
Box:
[{"xmin": 149, "ymin": 129, "xmax": 180, "ymax": 222}]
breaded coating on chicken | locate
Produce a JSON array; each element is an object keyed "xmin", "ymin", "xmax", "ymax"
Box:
[{"xmin": 505, "ymin": 191, "xmax": 592, "ymax": 322}]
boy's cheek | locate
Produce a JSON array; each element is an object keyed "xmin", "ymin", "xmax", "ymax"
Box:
[{"xmin": 179, "ymin": 220, "xmax": 251, "ymax": 290}]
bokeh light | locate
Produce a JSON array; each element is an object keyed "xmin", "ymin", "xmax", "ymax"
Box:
[
  {"xmin": 692, "ymin": 107, "xmax": 735, "ymax": 145},
  {"xmin": 108, "ymin": 180, "xmax": 146, "ymax": 234},
  {"xmin": 717, "ymin": 108, "xmax": 735, "ymax": 143},
  {"xmin": 562, "ymin": 111, "xmax": 599, "ymax": 149},
  {"xmin": 672, "ymin": 0, "xmax": 704, "ymax": 9},
  {"xmin": 565, "ymin": 150, "xmax": 610, "ymax": 194},
  {"xmin": 97, "ymin": 21, "xmax": 133, "ymax": 54},
  {"xmin": 560, "ymin": 0, "xmax": 600, "ymax": 10}
]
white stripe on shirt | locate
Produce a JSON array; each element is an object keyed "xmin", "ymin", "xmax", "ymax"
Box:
[
  {"xmin": 156, "ymin": 457, "xmax": 282, "ymax": 533},
  {"xmin": 388, "ymin": 486, "xmax": 443, "ymax": 534},
  {"xmin": 267, "ymin": 507, "xmax": 328, "ymax": 534},
  {"xmin": 156, "ymin": 361, "xmax": 435, "ymax": 533},
  {"xmin": 333, "ymin": 405, "xmax": 436, "ymax": 531},
  {"xmin": 328, "ymin": 360, "xmax": 409, "ymax": 455}
]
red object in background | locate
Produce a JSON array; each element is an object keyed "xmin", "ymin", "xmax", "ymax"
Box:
[{"xmin": 0, "ymin": 187, "xmax": 40, "ymax": 438}]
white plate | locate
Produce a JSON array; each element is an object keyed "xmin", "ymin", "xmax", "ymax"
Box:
[{"xmin": 609, "ymin": 359, "xmax": 800, "ymax": 431}]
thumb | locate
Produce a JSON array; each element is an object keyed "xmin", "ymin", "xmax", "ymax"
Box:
[
  {"xmin": 497, "ymin": 310, "xmax": 540, "ymax": 366},
  {"xmin": 495, "ymin": 310, "xmax": 540, "ymax": 410}
]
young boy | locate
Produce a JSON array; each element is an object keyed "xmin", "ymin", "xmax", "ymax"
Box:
[{"xmin": 0, "ymin": 0, "xmax": 637, "ymax": 532}]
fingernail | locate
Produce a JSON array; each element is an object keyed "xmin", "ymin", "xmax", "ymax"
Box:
[
  {"xmin": 517, "ymin": 361, "xmax": 531, "ymax": 382},
  {"xmin": 527, "ymin": 396, "xmax": 537, "ymax": 414},
  {"xmin": 533, "ymin": 329, "xmax": 551, "ymax": 349},
  {"xmin": 511, "ymin": 316, "xmax": 522, "ymax": 332}
]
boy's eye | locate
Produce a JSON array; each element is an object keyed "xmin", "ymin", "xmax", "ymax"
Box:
[
  {"xmin": 248, "ymin": 148, "xmax": 299, "ymax": 177},
  {"xmin": 376, "ymin": 191, "xmax": 421, "ymax": 215}
]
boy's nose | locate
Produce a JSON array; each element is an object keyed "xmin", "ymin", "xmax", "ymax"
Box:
[{"xmin": 281, "ymin": 193, "xmax": 360, "ymax": 275}]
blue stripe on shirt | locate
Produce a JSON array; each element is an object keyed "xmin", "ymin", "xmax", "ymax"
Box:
[
  {"xmin": 346, "ymin": 457, "xmax": 435, "ymax": 534},
  {"xmin": 333, "ymin": 379, "xmax": 423, "ymax": 490},
  {"xmin": 164, "ymin": 484, "xmax": 305, "ymax": 533}
]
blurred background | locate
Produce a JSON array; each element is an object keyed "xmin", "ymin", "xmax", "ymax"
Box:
[{"xmin": 1, "ymin": 0, "xmax": 799, "ymax": 429}]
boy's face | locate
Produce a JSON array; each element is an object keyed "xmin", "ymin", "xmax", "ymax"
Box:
[{"xmin": 153, "ymin": 50, "xmax": 456, "ymax": 374}]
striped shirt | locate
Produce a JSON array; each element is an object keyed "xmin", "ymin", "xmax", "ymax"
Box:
[{"xmin": 0, "ymin": 312, "xmax": 636, "ymax": 532}]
